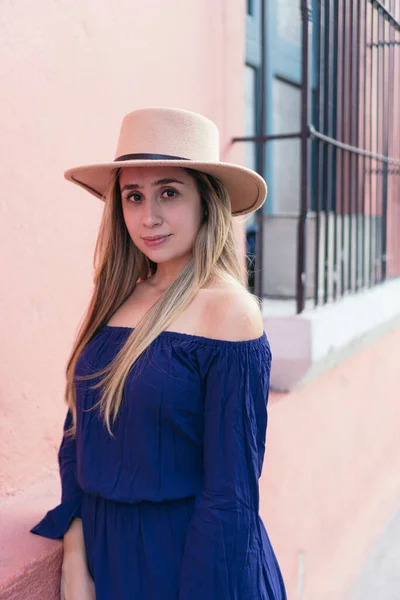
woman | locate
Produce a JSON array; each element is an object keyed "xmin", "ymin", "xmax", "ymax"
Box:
[{"xmin": 30, "ymin": 107, "xmax": 287, "ymax": 599}]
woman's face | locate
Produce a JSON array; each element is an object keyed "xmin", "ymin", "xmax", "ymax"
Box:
[{"xmin": 119, "ymin": 166, "xmax": 204, "ymax": 265}]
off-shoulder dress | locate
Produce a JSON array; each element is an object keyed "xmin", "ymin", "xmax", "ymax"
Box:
[{"xmin": 31, "ymin": 325, "xmax": 287, "ymax": 600}]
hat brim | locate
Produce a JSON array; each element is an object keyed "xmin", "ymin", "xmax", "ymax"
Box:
[{"xmin": 64, "ymin": 160, "xmax": 267, "ymax": 216}]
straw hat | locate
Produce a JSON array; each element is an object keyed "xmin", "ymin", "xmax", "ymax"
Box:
[{"xmin": 64, "ymin": 107, "xmax": 267, "ymax": 216}]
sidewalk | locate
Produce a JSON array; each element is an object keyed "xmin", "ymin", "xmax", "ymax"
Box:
[{"xmin": 344, "ymin": 506, "xmax": 400, "ymax": 600}]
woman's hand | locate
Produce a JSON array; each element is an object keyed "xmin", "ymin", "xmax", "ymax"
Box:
[{"xmin": 60, "ymin": 558, "xmax": 95, "ymax": 600}]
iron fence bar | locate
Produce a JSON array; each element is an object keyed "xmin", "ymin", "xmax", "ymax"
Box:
[
  {"xmin": 391, "ymin": 0, "xmax": 394, "ymax": 279},
  {"xmin": 360, "ymin": 0, "xmax": 368, "ymax": 289},
  {"xmin": 381, "ymin": 13, "xmax": 389, "ymax": 281},
  {"xmin": 368, "ymin": 40, "xmax": 400, "ymax": 45},
  {"xmin": 314, "ymin": 0, "xmax": 324, "ymax": 307},
  {"xmin": 322, "ymin": 0, "xmax": 329, "ymax": 303},
  {"xmin": 309, "ymin": 125, "xmax": 400, "ymax": 163},
  {"xmin": 232, "ymin": 132, "xmax": 302, "ymax": 142},
  {"xmin": 377, "ymin": 8, "xmax": 382, "ymax": 282},
  {"xmin": 346, "ymin": 0, "xmax": 352, "ymax": 294},
  {"xmin": 297, "ymin": 0, "xmax": 313, "ymax": 314},
  {"xmin": 380, "ymin": 4, "xmax": 387, "ymax": 278},
  {"xmin": 349, "ymin": 0, "xmax": 356, "ymax": 293},
  {"xmin": 368, "ymin": 168, "xmax": 400, "ymax": 173},
  {"xmin": 331, "ymin": 1, "xmax": 339, "ymax": 301},
  {"xmin": 389, "ymin": 14, "xmax": 396, "ymax": 277},
  {"xmin": 377, "ymin": 9, "xmax": 383, "ymax": 283},
  {"xmin": 355, "ymin": 0, "xmax": 362, "ymax": 291},
  {"xmin": 395, "ymin": 15, "xmax": 400, "ymax": 277},
  {"xmin": 387, "ymin": 18, "xmax": 395, "ymax": 277},
  {"xmin": 369, "ymin": 4, "xmax": 376, "ymax": 287},
  {"xmin": 333, "ymin": 0, "xmax": 344, "ymax": 301},
  {"xmin": 254, "ymin": 0, "xmax": 267, "ymax": 300},
  {"xmin": 364, "ymin": 0, "xmax": 370, "ymax": 286},
  {"xmin": 324, "ymin": 0, "xmax": 335, "ymax": 303},
  {"xmin": 376, "ymin": 6, "xmax": 381, "ymax": 285},
  {"xmin": 340, "ymin": 0, "xmax": 348, "ymax": 296}
]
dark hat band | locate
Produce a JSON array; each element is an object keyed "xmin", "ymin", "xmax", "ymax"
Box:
[{"xmin": 115, "ymin": 153, "xmax": 189, "ymax": 162}]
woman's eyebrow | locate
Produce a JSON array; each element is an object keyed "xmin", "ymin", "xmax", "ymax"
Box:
[
  {"xmin": 121, "ymin": 179, "xmax": 186, "ymax": 192},
  {"xmin": 154, "ymin": 178, "xmax": 186, "ymax": 186}
]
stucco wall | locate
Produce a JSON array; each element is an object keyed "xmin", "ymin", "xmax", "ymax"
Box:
[
  {"xmin": 260, "ymin": 321, "xmax": 400, "ymax": 599},
  {"xmin": 0, "ymin": 0, "xmax": 246, "ymax": 497}
]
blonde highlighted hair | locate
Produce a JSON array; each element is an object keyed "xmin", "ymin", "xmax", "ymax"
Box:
[{"xmin": 65, "ymin": 168, "xmax": 247, "ymax": 436}]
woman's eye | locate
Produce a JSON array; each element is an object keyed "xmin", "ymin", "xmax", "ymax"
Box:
[
  {"xmin": 126, "ymin": 192, "xmax": 142, "ymax": 203},
  {"xmin": 162, "ymin": 189, "xmax": 178, "ymax": 199}
]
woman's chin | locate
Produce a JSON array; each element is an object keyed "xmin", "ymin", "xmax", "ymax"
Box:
[
  {"xmin": 142, "ymin": 249, "xmax": 193, "ymax": 267},
  {"xmin": 140, "ymin": 248, "xmax": 179, "ymax": 265}
]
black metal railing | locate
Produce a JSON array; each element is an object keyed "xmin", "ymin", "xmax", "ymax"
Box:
[
  {"xmin": 306, "ymin": 0, "xmax": 400, "ymax": 313},
  {"xmin": 234, "ymin": 0, "xmax": 400, "ymax": 313}
]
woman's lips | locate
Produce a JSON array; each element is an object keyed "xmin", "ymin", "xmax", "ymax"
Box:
[{"xmin": 141, "ymin": 235, "xmax": 171, "ymax": 247}]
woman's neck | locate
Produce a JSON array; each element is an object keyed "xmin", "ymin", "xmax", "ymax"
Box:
[{"xmin": 148, "ymin": 256, "xmax": 191, "ymax": 292}]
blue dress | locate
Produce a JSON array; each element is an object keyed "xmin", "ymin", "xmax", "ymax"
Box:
[{"xmin": 30, "ymin": 325, "xmax": 287, "ymax": 599}]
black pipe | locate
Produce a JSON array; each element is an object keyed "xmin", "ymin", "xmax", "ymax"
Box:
[
  {"xmin": 254, "ymin": 0, "xmax": 267, "ymax": 299},
  {"xmin": 297, "ymin": 0, "xmax": 313, "ymax": 314}
]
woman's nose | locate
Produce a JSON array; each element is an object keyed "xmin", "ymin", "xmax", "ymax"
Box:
[{"xmin": 142, "ymin": 199, "xmax": 162, "ymax": 227}]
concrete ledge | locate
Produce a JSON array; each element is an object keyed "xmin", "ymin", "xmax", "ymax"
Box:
[
  {"xmin": 0, "ymin": 474, "xmax": 62, "ymax": 600},
  {"xmin": 264, "ymin": 278, "xmax": 400, "ymax": 391}
]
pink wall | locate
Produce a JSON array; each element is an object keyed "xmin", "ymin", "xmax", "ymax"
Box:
[
  {"xmin": 0, "ymin": 0, "xmax": 246, "ymax": 497},
  {"xmin": 260, "ymin": 322, "xmax": 400, "ymax": 599}
]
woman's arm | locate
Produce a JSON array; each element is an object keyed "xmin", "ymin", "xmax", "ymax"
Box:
[
  {"xmin": 30, "ymin": 410, "xmax": 95, "ymax": 597},
  {"xmin": 62, "ymin": 517, "xmax": 87, "ymax": 565},
  {"xmin": 31, "ymin": 411, "xmax": 84, "ymax": 539},
  {"xmin": 61, "ymin": 518, "xmax": 95, "ymax": 600},
  {"xmin": 178, "ymin": 296, "xmax": 278, "ymax": 598}
]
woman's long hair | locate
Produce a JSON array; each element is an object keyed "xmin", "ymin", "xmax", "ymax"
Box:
[{"xmin": 65, "ymin": 167, "xmax": 247, "ymax": 436}]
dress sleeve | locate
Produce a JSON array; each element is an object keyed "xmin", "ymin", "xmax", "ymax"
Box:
[
  {"xmin": 30, "ymin": 409, "xmax": 84, "ymax": 539},
  {"xmin": 178, "ymin": 336, "xmax": 273, "ymax": 599}
]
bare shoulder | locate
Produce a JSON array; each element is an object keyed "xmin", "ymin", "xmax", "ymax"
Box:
[{"xmin": 198, "ymin": 278, "xmax": 264, "ymax": 341}]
